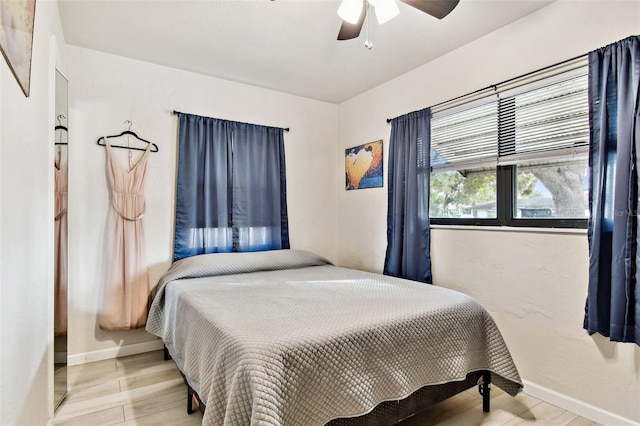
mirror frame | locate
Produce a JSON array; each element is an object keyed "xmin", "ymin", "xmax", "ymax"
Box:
[{"xmin": 53, "ymin": 68, "xmax": 69, "ymax": 410}]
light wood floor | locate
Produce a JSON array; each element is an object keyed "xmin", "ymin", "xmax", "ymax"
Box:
[{"xmin": 55, "ymin": 350, "xmax": 599, "ymax": 426}]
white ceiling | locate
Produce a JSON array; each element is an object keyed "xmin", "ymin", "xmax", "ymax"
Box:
[{"xmin": 58, "ymin": 0, "xmax": 554, "ymax": 104}]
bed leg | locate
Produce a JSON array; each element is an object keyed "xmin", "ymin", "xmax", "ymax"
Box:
[
  {"xmin": 479, "ymin": 371, "xmax": 491, "ymax": 413},
  {"xmin": 187, "ymin": 387, "xmax": 194, "ymax": 414},
  {"xmin": 163, "ymin": 345, "xmax": 171, "ymax": 361}
]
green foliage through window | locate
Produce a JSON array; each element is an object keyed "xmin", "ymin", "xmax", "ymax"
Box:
[{"xmin": 429, "ymin": 170, "xmax": 496, "ymax": 218}]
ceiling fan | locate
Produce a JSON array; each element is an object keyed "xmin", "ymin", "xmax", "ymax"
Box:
[{"xmin": 337, "ymin": 0, "xmax": 460, "ymax": 41}]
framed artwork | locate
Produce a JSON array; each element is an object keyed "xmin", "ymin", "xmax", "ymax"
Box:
[
  {"xmin": 0, "ymin": 0, "xmax": 36, "ymax": 97},
  {"xmin": 345, "ymin": 140, "xmax": 383, "ymax": 190}
]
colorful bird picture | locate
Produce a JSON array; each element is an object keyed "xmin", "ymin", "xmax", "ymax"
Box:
[{"xmin": 345, "ymin": 140, "xmax": 383, "ymax": 190}]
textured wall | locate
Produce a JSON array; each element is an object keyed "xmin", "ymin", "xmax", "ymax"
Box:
[{"xmin": 430, "ymin": 227, "xmax": 639, "ymax": 424}]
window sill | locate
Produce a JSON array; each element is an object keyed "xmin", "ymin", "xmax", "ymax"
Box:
[{"xmin": 430, "ymin": 224, "xmax": 587, "ymax": 235}]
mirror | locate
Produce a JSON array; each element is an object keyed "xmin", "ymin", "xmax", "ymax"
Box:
[{"xmin": 54, "ymin": 69, "xmax": 68, "ymax": 409}]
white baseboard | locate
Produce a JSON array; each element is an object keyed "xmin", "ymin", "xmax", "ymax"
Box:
[
  {"xmin": 522, "ymin": 380, "xmax": 638, "ymax": 426},
  {"xmin": 68, "ymin": 339, "xmax": 164, "ymax": 366}
]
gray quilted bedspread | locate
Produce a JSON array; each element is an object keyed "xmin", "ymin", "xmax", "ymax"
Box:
[{"xmin": 147, "ymin": 250, "xmax": 522, "ymax": 426}]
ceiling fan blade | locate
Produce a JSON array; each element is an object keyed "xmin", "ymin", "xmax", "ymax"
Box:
[
  {"xmin": 400, "ymin": 0, "xmax": 460, "ymax": 19},
  {"xmin": 337, "ymin": 2, "xmax": 366, "ymax": 40}
]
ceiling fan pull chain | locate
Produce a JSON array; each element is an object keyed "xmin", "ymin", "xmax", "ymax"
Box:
[{"xmin": 364, "ymin": 2, "xmax": 373, "ymax": 50}]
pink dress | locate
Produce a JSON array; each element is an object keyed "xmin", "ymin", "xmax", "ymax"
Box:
[
  {"xmin": 99, "ymin": 138, "xmax": 151, "ymax": 330},
  {"xmin": 54, "ymin": 149, "xmax": 68, "ymax": 335}
]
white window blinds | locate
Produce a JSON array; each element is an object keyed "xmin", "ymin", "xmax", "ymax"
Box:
[
  {"xmin": 500, "ymin": 74, "xmax": 589, "ymax": 164},
  {"xmin": 431, "ymin": 101, "xmax": 498, "ymax": 171},
  {"xmin": 430, "ymin": 68, "xmax": 589, "ymax": 172}
]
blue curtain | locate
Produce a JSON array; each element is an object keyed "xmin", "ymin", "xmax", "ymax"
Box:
[
  {"xmin": 383, "ymin": 108, "xmax": 432, "ymax": 283},
  {"xmin": 173, "ymin": 113, "xmax": 289, "ymax": 261},
  {"xmin": 584, "ymin": 36, "xmax": 640, "ymax": 345}
]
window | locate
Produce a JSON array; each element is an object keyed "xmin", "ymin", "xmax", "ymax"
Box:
[
  {"xmin": 430, "ymin": 168, "xmax": 497, "ymax": 219},
  {"xmin": 429, "ymin": 68, "xmax": 589, "ymax": 228},
  {"xmin": 514, "ymin": 159, "xmax": 588, "ymax": 220},
  {"xmin": 174, "ymin": 114, "xmax": 289, "ymax": 261}
]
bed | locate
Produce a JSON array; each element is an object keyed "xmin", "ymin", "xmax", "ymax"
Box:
[{"xmin": 146, "ymin": 249, "xmax": 522, "ymax": 425}]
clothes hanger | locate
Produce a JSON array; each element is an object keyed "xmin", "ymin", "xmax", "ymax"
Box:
[
  {"xmin": 96, "ymin": 120, "xmax": 159, "ymax": 152},
  {"xmin": 55, "ymin": 115, "xmax": 68, "ymax": 146}
]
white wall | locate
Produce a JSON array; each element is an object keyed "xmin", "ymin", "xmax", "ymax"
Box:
[
  {"xmin": 0, "ymin": 1, "xmax": 66, "ymax": 424},
  {"xmin": 337, "ymin": 1, "xmax": 640, "ymax": 424},
  {"xmin": 64, "ymin": 45, "xmax": 338, "ymax": 358}
]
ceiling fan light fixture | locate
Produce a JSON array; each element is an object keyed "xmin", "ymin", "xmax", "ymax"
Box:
[
  {"xmin": 337, "ymin": 0, "xmax": 364, "ymax": 24},
  {"xmin": 369, "ymin": 0, "xmax": 399, "ymax": 24}
]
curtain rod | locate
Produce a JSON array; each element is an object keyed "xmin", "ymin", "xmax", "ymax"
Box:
[
  {"xmin": 172, "ymin": 110, "xmax": 289, "ymax": 132},
  {"xmin": 386, "ymin": 51, "xmax": 589, "ymax": 124}
]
